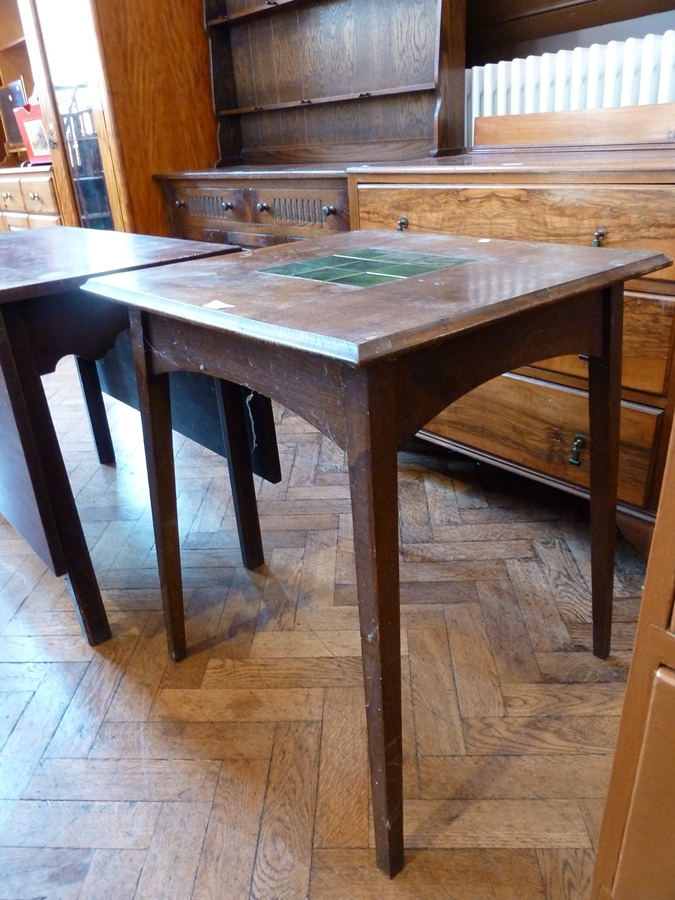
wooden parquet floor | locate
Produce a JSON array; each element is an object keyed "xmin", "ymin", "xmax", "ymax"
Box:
[{"xmin": 0, "ymin": 356, "xmax": 645, "ymax": 900}]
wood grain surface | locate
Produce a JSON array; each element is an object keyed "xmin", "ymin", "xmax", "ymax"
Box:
[{"xmin": 0, "ymin": 355, "xmax": 649, "ymax": 896}]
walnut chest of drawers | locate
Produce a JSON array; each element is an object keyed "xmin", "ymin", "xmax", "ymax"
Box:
[{"xmin": 348, "ymin": 148, "xmax": 675, "ymax": 552}]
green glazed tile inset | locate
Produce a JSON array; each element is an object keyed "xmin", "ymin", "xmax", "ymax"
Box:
[{"xmin": 260, "ymin": 248, "xmax": 471, "ymax": 287}]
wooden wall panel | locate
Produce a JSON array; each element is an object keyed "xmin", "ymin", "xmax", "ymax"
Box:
[{"xmin": 90, "ymin": 0, "xmax": 218, "ymax": 235}]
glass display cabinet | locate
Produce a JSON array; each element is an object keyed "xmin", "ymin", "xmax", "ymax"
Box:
[{"xmin": 31, "ymin": 0, "xmax": 113, "ymax": 229}]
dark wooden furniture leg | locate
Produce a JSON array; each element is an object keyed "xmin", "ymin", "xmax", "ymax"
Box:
[
  {"xmin": 130, "ymin": 309, "xmax": 187, "ymax": 661},
  {"xmin": 75, "ymin": 356, "xmax": 115, "ymax": 465},
  {"xmin": 214, "ymin": 378, "xmax": 265, "ymax": 569},
  {"xmin": 130, "ymin": 312, "xmax": 268, "ymax": 658},
  {"xmin": 344, "ymin": 365, "xmax": 404, "ymax": 878},
  {"xmin": 0, "ymin": 308, "xmax": 111, "ymax": 646},
  {"xmin": 588, "ymin": 284, "xmax": 624, "ymax": 659}
]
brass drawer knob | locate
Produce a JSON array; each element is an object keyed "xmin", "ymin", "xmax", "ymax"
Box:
[
  {"xmin": 28, "ymin": 192, "xmax": 40, "ymax": 201},
  {"xmin": 221, "ymin": 200, "xmax": 234, "ymax": 210},
  {"xmin": 174, "ymin": 199, "xmax": 186, "ymax": 208},
  {"xmin": 1, "ymin": 191, "xmax": 10, "ymax": 200},
  {"xmin": 322, "ymin": 205, "xmax": 336, "ymax": 217},
  {"xmin": 397, "ymin": 216, "xmax": 409, "ymax": 231},
  {"xmin": 593, "ymin": 227, "xmax": 607, "ymax": 247},
  {"xmin": 256, "ymin": 202, "xmax": 269, "ymax": 212}
]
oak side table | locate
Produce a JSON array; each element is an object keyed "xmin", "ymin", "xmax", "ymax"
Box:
[{"xmin": 83, "ymin": 229, "xmax": 668, "ymax": 877}]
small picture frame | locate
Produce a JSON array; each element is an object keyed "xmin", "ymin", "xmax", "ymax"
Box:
[
  {"xmin": 13, "ymin": 103, "xmax": 51, "ymax": 164},
  {"xmin": 0, "ymin": 78, "xmax": 26, "ymax": 151}
]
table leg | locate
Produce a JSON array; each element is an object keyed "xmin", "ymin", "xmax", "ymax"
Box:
[
  {"xmin": 0, "ymin": 309, "xmax": 111, "ymax": 646},
  {"xmin": 588, "ymin": 283, "xmax": 624, "ymax": 659},
  {"xmin": 214, "ymin": 378, "xmax": 265, "ymax": 569},
  {"xmin": 75, "ymin": 357, "xmax": 115, "ymax": 465},
  {"xmin": 130, "ymin": 309, "xmax": 187, "ymax": 662},
  {"xmin": 343, "ymin": 366, "xmax": 404, "ymax": 877}
]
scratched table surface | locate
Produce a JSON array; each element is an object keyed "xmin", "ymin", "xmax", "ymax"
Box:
[
  {"xmin": 82, "ymin": 229, "xmax": 668, "ymax": 364},
  {"xmin": 83, "ymin": 228, "xmax": 669, "ymax": 877}
]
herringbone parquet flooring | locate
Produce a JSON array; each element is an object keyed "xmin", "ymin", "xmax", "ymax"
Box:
[{"xmin": 0, "ymin": 356, "xmax": 645, "ymax": 899}]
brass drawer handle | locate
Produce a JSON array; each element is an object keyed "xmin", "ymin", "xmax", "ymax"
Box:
[
  {"xmin": 322, "ymin": 205, "xmax": 336, "ymax": 218},
  {"xmin": 221, "ymin": 200, "xmax": 234, "ymax": 210},
  {"xmin": 1, "ymin": 191, "xmax": 11, "ymax": 200},
  {"xmin": 397, "ymin": 216, "xmax": 409, "ymax": 231},
  {"xmin": 593, "ymin": 226, "xmax": 607, "ymax": 247},
  {"xmin": 568, "ymin": 435, "xmax": 586, "ymax": 466},
  {"xmin": 256, "ymin": 202, "xmax": 269, "ymax": 213},
  {"xmin": 28, "ymin": 192, "xmax": 40, "ymax": 201},
  {"xmin": 174, "ymin": 199, "xmax": 186, "ymax": 208}
]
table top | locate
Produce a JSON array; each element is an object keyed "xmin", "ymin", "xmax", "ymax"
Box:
[
  {"xmin": 83, "ymin": 230, "xmax": 670, "ymax": 365},
  {"xmin": 0, "ymin": 226, "xmax": 239, "ymax": 304}
]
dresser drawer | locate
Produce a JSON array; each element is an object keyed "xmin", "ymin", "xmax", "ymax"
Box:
[
  {"xmin": 527, "ymin": 291, "xmax": 675, "ymax": 398},
  {"xmin": 248, "ymin": 187, "xmax": 349, "ymax": 235},
  {"xmin": 2, "ymin": 211, "xmax": 30, "ymax": 230},
  {"xmin": 356, "ymin": 183, "xmax": 675, "ymax": 284},
  {"xmin": 0, "ymin": 178, "xmax": 23, "ymax": 212},
  {"xmin": 28, "ymin": 215, "xmax": 62, "ymax": 228},
  {"xmin": 423, "ymin": 372, "xmax": 661, "ymax": 509},
  {"xmin": 20, "ymin": 176, "xmax": 58, "ymax": 215},
  {"xmin": 170, "ymin": 186, "xmax": 246, "ymax": 230}
]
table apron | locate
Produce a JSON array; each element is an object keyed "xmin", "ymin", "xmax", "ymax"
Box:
[{"xmin": 137, "ymin": 287, "xmax": 611, "ymax": 451}]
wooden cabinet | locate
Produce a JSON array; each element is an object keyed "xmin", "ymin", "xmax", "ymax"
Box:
[
  {"xmin": 0, "ymin": 165, "xmax": 59, "ymax": 228},
  {"xmin": 157, "ymin": 168, "xmax": 350, "ymax": 248},
  {"xmin": 204, "ymin": 0, "xmax": 466, "ymax": 166},
  {"xmin": 591, "ymin": 411, "xmax": 675, "ymax": 896},
  {"xmin": 348, "ymin": 134, "xmax": 675, "ymax": 552},
  {"xmin": 15, "ymin": 0, "xmax": 218, "ymax": 235},
  {"xmin": 159, "ymin": 0, "xmax": 466, "ymax": 244},
  {"xmin": 0, "ymin": 0, "xmax": 31, "ymax": 160}
]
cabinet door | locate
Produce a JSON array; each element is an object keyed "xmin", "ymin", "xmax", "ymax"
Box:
[{"xmin": 610, "ymin": 666, "xmax": 675, "ymax": 898}]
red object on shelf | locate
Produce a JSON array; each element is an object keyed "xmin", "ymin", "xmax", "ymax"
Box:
[{"xmin": 13, "ymin": 102, "xmax": 51, "ymax": 164}]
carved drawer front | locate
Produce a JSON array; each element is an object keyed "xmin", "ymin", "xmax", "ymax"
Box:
[
  {"xmin": 528, "ymin": 290, "xmax": 675, "ymax": 398},
  {"xmin": 248, "ymin": 188, "xmax": 348, "ymax": 234},
  {"xmin": 2, "ymin": 212, "xmax": 30, "ymax": 230},
  {"xmin": 171, "ymin": 187, "xmax": 245, "ymax": 228},
  {"xmin": 356, "ymin": 183, "xmax": 675, "ymax": 284},
  {"xmin": 28, "ymin": 215, "xmax": 61, "ymax": 228},
  {"xmin": 20, "ymin": 176, "xmax": 58, "ymax": 215},
  {"xmin": 0, "ymin": 178, "xmax": 23, "ymax": 212},
  {"xmin": 424, "ymin": 372, "xmax": 661, "ymax": 508}
]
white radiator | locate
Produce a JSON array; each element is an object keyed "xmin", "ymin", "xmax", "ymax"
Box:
[{"xmin": 465, "ymin": 30, "xmax": 675, "ymax": 146}]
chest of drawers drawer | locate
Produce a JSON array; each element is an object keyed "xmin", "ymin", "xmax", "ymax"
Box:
[
  {"xmin": 525, "ymin": 290, "xmax": 675, "ymax": 398},
  {"xmin": 425, "ymin": 373, "xmax": 661, "ymax": 510},
  {"xmin": 0, "ymin": 178, "xmax": 22, "ymax": 212},
  {"xmin": 20, "ymin": 176, "xmax": 58, "ymax": 215},
  {"xmin": 356, "ymin": 183, "xmax": 675, "ymax": 285}
]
